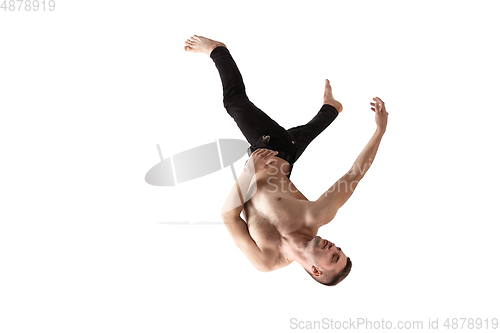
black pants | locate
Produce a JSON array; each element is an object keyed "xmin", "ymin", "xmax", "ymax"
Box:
[{"xmin": 210, "ymin": 46, "xmax": 339, "ymax": 178}]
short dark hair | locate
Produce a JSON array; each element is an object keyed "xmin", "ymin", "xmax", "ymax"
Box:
[{"xmin": 304, "ymin": 257, "xmax": 352, "ymax": 286}]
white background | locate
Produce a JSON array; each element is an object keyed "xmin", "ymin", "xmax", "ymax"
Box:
[{"xmin": 1, "ymin": 0, "xmax": 499, "ymax": 332}]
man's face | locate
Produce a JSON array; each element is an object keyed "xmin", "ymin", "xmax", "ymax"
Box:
[{"xmin": 308, "ymin": 236, "xmax": 348, "ymax": 278}]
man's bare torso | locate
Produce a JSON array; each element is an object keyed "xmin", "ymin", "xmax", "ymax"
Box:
[{"xmin": 242, "ymin": 157, "xmax": 320, "ymax": 270}]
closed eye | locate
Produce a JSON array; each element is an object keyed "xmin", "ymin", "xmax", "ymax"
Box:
[{"xmin": 332, "ymin": 253, "xmax": 339, "ymax": 263}]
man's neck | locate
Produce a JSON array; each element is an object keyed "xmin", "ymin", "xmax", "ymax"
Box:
[{"xmin": 281, "ymin": 232, "xmax": 312, "ymax": 267}]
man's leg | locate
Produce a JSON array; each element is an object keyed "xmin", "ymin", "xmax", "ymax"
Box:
[
  {"xmin": 210, "ymin": 46, "xmax": 287, "ymax": 146},
  {"xmin": 287, "ymin": 79, "xmax": 343, "ymax": 161},
  {"xmin": 185, "ymin": 35, "xmax": 284, "ymax": 147}
]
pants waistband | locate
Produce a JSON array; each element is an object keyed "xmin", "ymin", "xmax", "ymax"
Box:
[{"xmin": 246, "ymin": 146, "xmax": 295, "ymax": 165}]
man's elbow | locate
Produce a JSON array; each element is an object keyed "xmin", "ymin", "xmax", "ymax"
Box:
[
  {"xmin": 255, "ymin": 262, "xmax": 272, "ymax": 273},
  {"xmin": 257, "ymin": 267, "xmax": 272, "ymax": 273},
  {"xmin": 253, "ymin": 254, "xmax": 274, "ymax": 273}
]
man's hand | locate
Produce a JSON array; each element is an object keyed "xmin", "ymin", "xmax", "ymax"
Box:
[
  {"xmin": 370, "ymin": 97, "xmax": 389, "ymax": 131},
  {"xmin": 246, "ymin": 148, "xmax": 279, "ymax": 173}
]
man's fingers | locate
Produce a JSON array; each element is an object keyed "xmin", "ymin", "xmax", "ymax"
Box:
[
  {"xmin": 264, "ymin": 150, "xmax": 278, "ymax": 158},
  {"xmin": 255, "ymin": 148, "xmax": 270, "ymax": 154},
  {"xmin": 252, "ymin": 149, "xmax": 266, "ymax": 158},
  {"xmin": 252, "ymin": 148, "xmax": 278, "ymax": 158},
  {"xmin": 371, "ymin": 97, "xmax": 386, "ymax": 114}
]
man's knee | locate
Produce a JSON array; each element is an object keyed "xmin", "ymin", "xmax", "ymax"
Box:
[{"xmin": 223, "ymin": 91, "xmax": 249, "ymax": 110}]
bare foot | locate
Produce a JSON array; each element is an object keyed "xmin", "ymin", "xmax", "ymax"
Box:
[
  {"xmin": 184, "ymin": 35, "xmax": 227, "ymax": 56},
  {"xmin": 323, "ymin": 79, "xmax": 343, "ymax": 113}
]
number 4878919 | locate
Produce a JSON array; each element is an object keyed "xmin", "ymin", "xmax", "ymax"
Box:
[{"xmin": 1, "ymin": 0, "xmax": 56, "ymax": 11}]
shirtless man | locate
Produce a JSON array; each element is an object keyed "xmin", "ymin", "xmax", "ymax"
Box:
[{"xmin": 184, "ymin": 35, "xmax": 388, "ymax": 286}]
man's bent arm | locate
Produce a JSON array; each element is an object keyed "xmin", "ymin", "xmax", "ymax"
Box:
[
  {"xmin": 220, "ymin": 149, "xmax": 279, "ymax": 272},
  {"xmin": 221, "ymin": 165, "xmax": 254, "ymax": 218}
]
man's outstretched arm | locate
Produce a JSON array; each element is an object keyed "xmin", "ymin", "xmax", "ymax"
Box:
[
  {"xmin": 221, "ymin": 149, "xmax": 279, "ymax": 272},
  {"xmin": 312, "ymin": 97, "xmax": 389, "ymax": 225}
]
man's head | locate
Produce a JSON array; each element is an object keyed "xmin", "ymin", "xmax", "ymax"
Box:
[{"xmin": 303, "ymin": 236, "xmax": 352, "ymax": 286}]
